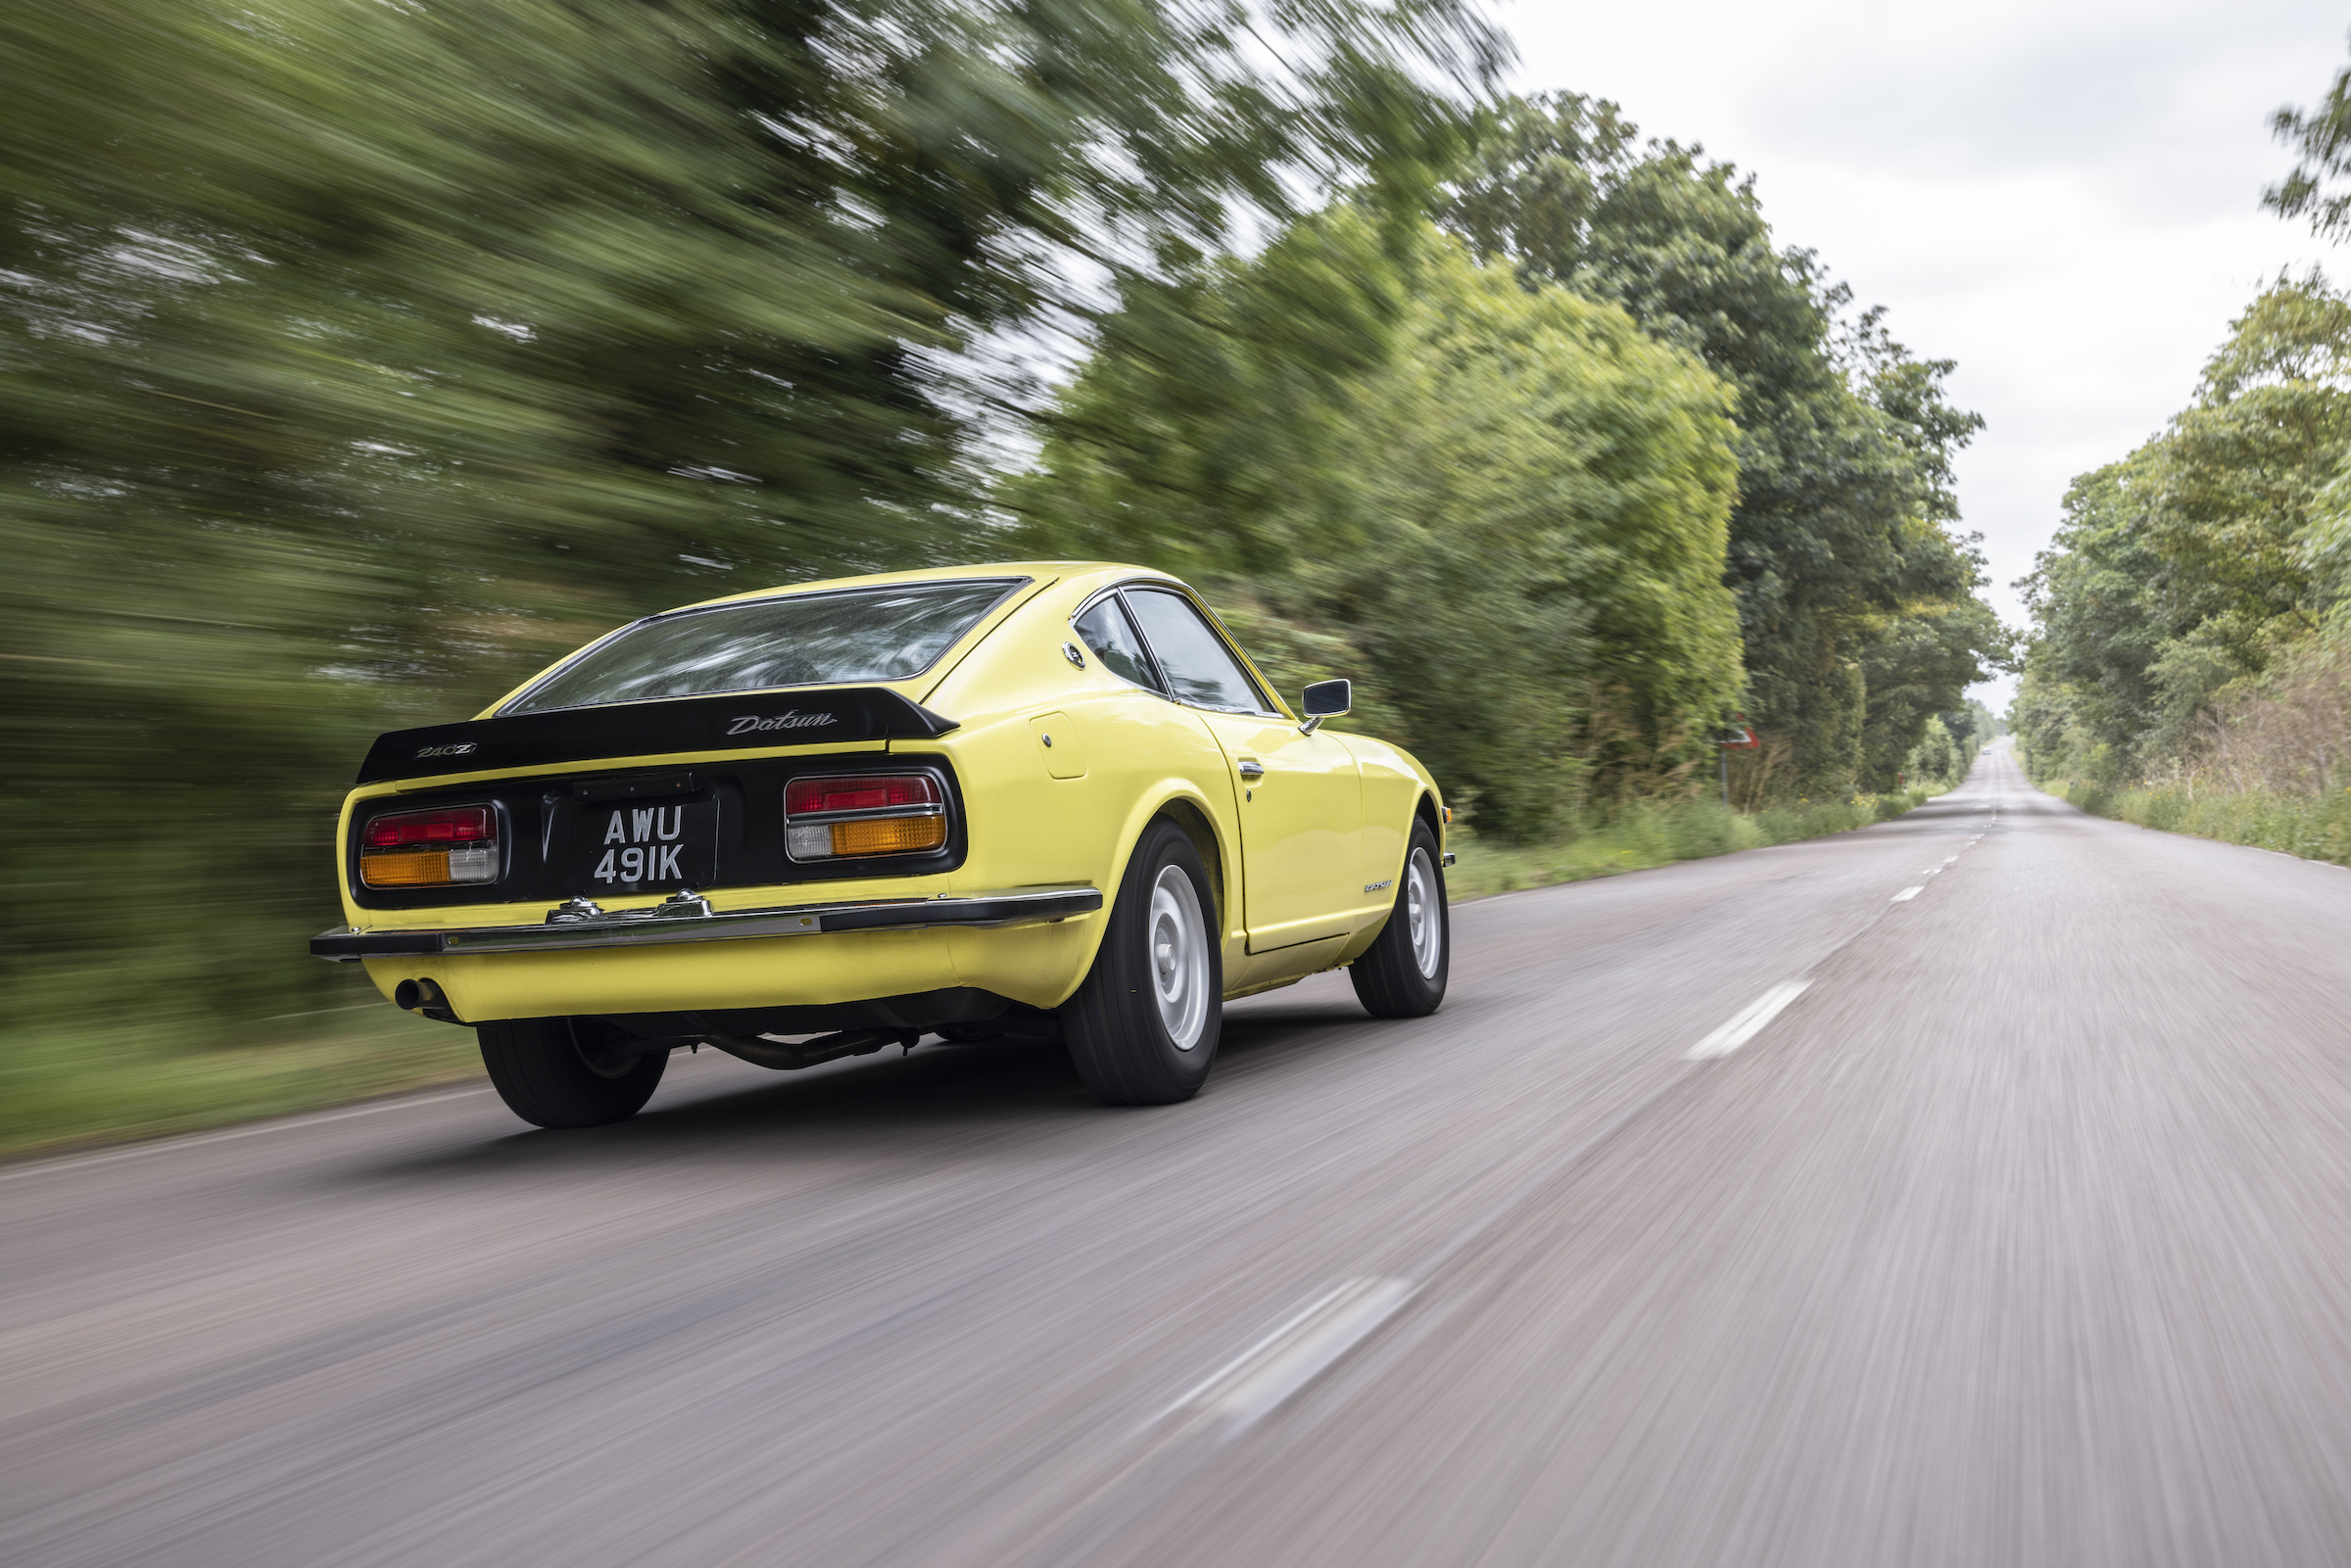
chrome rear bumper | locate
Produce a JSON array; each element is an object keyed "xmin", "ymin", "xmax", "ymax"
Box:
[{"xmin": 311, "ymin": 883, "xmax": 1102, "ymax": 962}]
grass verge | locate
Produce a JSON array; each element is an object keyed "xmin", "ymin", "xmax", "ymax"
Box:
[
  {"xmin": 3, "ymin": 786, "xmax": 1940, "ymax": 1162},
  {"xmin": 0, "ymin": 1008, "xmax": 483, "ymax": 1163},
  {"xmin": 2043, "ymin": 780, "xmax": 2351, "ymax": 866},
  {"xmin": 1445, "ymin": 787, "xmax": 1937, "ymax": 901}
]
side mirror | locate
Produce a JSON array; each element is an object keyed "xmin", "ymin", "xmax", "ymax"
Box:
[{"xmin": 1299, "ymin": 678, "xmax": 1351, "ymax": 734}]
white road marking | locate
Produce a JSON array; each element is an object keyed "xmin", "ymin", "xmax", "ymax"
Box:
[
  {"xmin": 1165, "ymin": 1278, "xmax": 1416, "ymax": 1428},
  {"xmin": 0, "ymin": 1087, "xmax": 495, "ymax": 1183},
  {"xmin": 1686, "ymin": 980, "xmax": 1812, "ymax": 1061},
  {"xmin": 1892, "ymin": 886, "xmax": 1923, "ymax": 902},
  {"xmin": 1942, "ymin": 856, "xmax": 1958, "ymax": 865}
]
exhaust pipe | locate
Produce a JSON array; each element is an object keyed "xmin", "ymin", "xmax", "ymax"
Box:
[
  {"xmin": 704, "ymin": 1028, "xmax": 911, "ymax": 1071},
  {"xmin": 393, "ymin": 977, "xmax": 462, "ymax": 1023}
]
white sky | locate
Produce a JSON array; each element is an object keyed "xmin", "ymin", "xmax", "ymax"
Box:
[{"xmin": 1499, "ymin": 0, "xmax": 2351, "ymax": 707}]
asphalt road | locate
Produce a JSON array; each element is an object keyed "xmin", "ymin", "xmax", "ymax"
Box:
[{"xmin": 11, "ymin": 742, "xmax": 2351, "ymax": 1567}]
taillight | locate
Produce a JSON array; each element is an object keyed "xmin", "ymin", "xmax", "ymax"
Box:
[
  {"xmin": 360, "ymin": 805, "xmax": 500, "ymax": 888},
  {"xmin": 785, "ymin": 773, "xmax": 946, "ymax": 861}
]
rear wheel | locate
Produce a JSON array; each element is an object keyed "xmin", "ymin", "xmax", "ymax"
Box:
[
  {"xmin": 1063, "ymin": 819, "xmax": 1223, "ymax": 1105},
  {"xmin": 1350, "ymin": 821, "xmax": 1449, "ymax": 1019},
  {"xmin": 478, "ymin": 1017, "xmax": 667, "ymax": 1128}
]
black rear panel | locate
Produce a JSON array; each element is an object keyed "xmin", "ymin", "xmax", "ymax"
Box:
[
  {"xmin": 356, "ymin": 688, "xmax": 956, "ymax": 784},
  {"xmin": 347, "ymin": 754, "xmax": 964, "ymax": 911}
]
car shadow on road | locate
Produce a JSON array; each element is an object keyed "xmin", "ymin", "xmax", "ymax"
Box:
[{"xmin": 346, "ymin": 998, "xmax": 1381, "ymax": 1186}]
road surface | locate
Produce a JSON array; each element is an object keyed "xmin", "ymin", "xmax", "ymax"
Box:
[{"xmin": 10, "ymin": 743, "xmax": 2351, "ymax": 1566}]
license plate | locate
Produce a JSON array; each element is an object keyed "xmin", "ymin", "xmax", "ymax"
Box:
[{"xmin": 577, "ymin": 797, "xmax": 717, "ymax": 893}]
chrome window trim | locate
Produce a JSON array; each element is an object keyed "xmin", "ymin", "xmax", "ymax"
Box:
[
  {"xmin": 1068, "ymin": 585, "xmax": 1172, "ymax": 700},
  {"xmin": 1069, "ymin": 581, "xmax": 1281, "ymax": 720},
  {"xmin": 500, "ymin": 576, "xmax": 1032, "ymax": 718}
]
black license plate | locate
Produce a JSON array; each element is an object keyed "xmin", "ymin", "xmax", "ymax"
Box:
[{"xmin": 575, "ymin": 797, "xmax": 718, "ymax": 893}]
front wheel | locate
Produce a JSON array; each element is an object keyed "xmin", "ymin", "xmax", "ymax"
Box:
[
  {"xmin": 478, "ymin": 1017, "xmax": 667, "ymax": 1128},
  {"xmin": 1350, "ymin": 821, "xmax": 1449, "ymax": 1019},
  {"xmin": 1063, "ymin": 819, "xmax": 1223, "ymax": 1105}
]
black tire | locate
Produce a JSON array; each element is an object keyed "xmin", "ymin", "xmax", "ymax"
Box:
[
  {"xmin": 1063, "ymin": 819, "xmax": 1223, "ymax": 1105},
  {"xmin": 478, "ymin": 1017, "xmax": 667, "ymax": 1128},
  {"xmin": 1350, "ymin": 820, "xmax": 1450, "ymax": 1019}
]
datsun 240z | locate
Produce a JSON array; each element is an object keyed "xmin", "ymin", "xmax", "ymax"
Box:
[{"xmin": 312, "ymin": 564, "xmax": 1454, "ymax": 1126}]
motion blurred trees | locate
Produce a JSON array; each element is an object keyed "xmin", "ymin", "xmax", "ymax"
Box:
[
  {"xmin": 0, "ymin": 0, "xmax": 1499, "ymax": 1038},
  {"xmin": 1436, "ymin": 94, "xmax": 2004, "ymax": 796},
  {"xmin": 1011, "ymin": 214, "xmax": 1745, "ymax": 837}
]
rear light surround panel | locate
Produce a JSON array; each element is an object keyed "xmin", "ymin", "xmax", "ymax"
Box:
[{"xmin": 344, "ymin": 754, "xmax": 966, "ymax": 910}]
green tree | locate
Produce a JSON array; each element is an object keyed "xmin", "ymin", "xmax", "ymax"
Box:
[
  {"xmin": 1012, "ymin": 218, "xmax": 1745, "ymax": 836},
  {"xmin": 1436, "ymin": 93, "xmax": 2000, "ymax": 794},
  {"xmin": 0, "ymin": 0, "xmax": 1499, "ymax": 1040},
  {"xmin": 2017, "ymin": 274, "xmax": 2351, "ymax": 785}
]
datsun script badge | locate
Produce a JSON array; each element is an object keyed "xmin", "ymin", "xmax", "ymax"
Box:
[{"xmin": 727, "ymin": 712, "xmax": 837, "ymax": 736}]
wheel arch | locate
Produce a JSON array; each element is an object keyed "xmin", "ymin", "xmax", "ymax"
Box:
[
  {"xmin": 1415, "ymin": 789, "xmax": 1444, "ymax": 847},
  {"xmin": 1082, "ymin": 780, "xmax": 1238, "ymax": 963}
]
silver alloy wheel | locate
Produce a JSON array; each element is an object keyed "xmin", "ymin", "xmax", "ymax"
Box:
[
  {"xmin": 1406, "ymin": 846, "xmax": 1442, "ymax": 979},
  {"xmin": 1148, "ymin": 863, "xmax": 1212, "ymax": 1051}
]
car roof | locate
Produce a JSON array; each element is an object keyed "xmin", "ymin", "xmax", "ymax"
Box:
[{"xmin": 660, "ymin": 561, "xmax": 1177, "ymax": 615}]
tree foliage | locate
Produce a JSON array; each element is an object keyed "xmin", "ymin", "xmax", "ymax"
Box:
[
  {"xmin": 1435, "ymin": 94, "xmax": 2003, "ymax": 794},
  {"xmin": 0, "ymin": 0, "xmax": 1498, "ymax": 1036},
  {"xmin": 1011, "ymin": 215, "xmax": 1744, "ymax": 837},
  {"xmin": 2017, "ymin": 273, "xmax": 2351, "ymax": 786}
]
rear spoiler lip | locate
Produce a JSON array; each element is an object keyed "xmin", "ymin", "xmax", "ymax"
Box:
[{"xmin": 356, "ymin": 689, "xmax": 957, "ymax": 784}]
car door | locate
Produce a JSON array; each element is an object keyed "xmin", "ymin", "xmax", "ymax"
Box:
[{"xmin": 1119, "ymin": 586, "xmax": 1363, "ymax": 951}]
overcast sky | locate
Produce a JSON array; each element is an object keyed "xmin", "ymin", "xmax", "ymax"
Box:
[{"xmin": 1498, "ymin": 0, "xmax": 2351, "ymax": 705}]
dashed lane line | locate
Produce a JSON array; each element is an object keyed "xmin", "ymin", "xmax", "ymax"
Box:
[
  {"xmin": 1160, "ymin": 1278, "xmax": 1418, "ymax": 1431},
  {"xmin": 1686, "ymin": 979, "xmax": 1814, "ymax": 1061}
]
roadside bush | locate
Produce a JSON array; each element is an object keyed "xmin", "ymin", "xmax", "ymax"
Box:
[
  {"xmin": 2048, "ymin": 780, "xmax": 2351, "ymax": 866},
  {"xmin": 1443, "ymin": 786, "xmax": 1937, "ymax": 898}
]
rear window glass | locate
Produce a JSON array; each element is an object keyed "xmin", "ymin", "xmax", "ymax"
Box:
[{"xmin": 504, "ymin": 579, "xmax": 1021, "ymax": 714}]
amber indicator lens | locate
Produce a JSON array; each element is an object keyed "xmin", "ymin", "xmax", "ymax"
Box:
[
  {"xmin": 360, "ymin": 805, "xmax": 499, "ymax": 887},
  {"xmin": 784, "ymin": 774, "xmax": 946, "ymax": 861},
  {"xmin": 828, "ymin": 815, "xmax": 947, "ymax": 856}
]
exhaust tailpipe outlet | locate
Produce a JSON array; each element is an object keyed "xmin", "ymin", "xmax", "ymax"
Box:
[{"xmin": 393, "ymin": 976, "xmax": 462, "ymax": 1024}]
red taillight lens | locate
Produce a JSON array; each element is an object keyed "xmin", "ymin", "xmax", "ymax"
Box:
[
  {"xmin": 785, "ymin": 775, "xmax": 940, "ymax": 816},
  {"xmin": 364, "ymin": 806, "xmax": 496, "ymax": 848},
  {"xmin": 360, "ymin": 805, "xmax": 500, "ymax": 888}
]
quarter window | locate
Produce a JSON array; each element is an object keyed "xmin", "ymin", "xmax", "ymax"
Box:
[
  {"xmin": 1123, "ymin": 589, "xmax": 1268, "ymax": 714},
  {"xmin": 1073, "ymin": 595, "xmax": 1164, "ymax": 692}
]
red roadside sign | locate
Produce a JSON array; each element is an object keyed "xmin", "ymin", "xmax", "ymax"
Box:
[{"xmin": 1720, "ymin": 714, "xmax": 1759, "ymax": 750}]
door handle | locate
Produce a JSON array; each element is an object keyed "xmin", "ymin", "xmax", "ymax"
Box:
[{"xmin": 1236, "ymin": 759, "xmax": 1266, "ymax": 781}]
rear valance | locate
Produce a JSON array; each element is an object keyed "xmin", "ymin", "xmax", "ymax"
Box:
[{"xmin": 358, "ymin": 689, "xmax": 958, "ymax": 785}]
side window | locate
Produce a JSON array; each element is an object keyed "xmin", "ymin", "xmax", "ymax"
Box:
[
  {"xmin": 1123, "ymin": 589, "xmax": 1269, "ymax": 714},
  {"xmin": 1073, "ymin": 595, "xmax": 1163, "ymax": 692}
]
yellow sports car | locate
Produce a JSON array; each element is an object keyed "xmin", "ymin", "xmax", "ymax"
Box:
[{"xmin": 312, "ymin": 563, "xmax": 1454, "ymax": 1126}]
